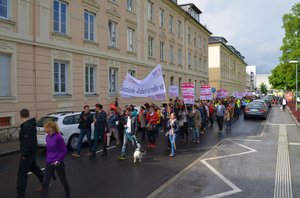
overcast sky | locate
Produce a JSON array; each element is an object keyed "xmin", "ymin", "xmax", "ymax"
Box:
[{"xmin": 178, "ymin": 0, "xmax": 298, "ymax": 74}]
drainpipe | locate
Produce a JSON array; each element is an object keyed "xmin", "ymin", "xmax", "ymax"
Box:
[{"xmin": 33, "ymin": 0, "xmax": 38, "ymax": 118}]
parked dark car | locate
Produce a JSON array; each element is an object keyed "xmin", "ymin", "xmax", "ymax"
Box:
[{"xmin": 244, "ymin": 100, "xmax": 268, "ymax": 120}]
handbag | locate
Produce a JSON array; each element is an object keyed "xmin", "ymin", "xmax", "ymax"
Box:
[{"xmin": 145, "ymin": 123, "xmax": 153, "ymax": 131}]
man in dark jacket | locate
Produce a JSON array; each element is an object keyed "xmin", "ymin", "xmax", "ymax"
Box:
[
  {"xmin": 92, "ymin": 103, "xmax": 108, "ymax": 157},
  {"xmin": 72, "ymin": 105, "xmax": 93, "ymax": 157},
  {"xmin": 17, "ymin": 109, "xmax": 44, "ymax": 198}
]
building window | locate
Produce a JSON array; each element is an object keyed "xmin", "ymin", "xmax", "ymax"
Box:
[
  {"xmin": 0, "ymin": 117, "xmax": 10, "ymax": 127},
  {"xmin": 169, "ymin": 15, "xmax": 173, "ymax": 33},
  {"xmin": 177, "ymin": 20, "xmax": 181, "ymax": 38},
  {"xmin": 178, "ymin": 48, "xmax": 182, "ymax": 65},
  {"xmin": 109, "ymin": 68, "xmax": 118, "ymax": 94},
  {"xmin": 194, "ymin": 55, "xmax": 197, "ymax": 70},
  {"xmin": 160, "ymin": 41, "xmax": 165, "ymax": 61},
  {"xmin": 0, "ymin": 0, "xmax": 9, "ymax": 19},
  {"xmin": 170, "ymin": 76, "xmax": 174, "ymax": 86},
  {"xmin": 159, "ymin": 8, "xmax": 164, "ymax": 27},
  {"xmin": 148, "ymin": 36, "xmax": 154, "ymax": 57},
  {"xmin": 147, "ymin": 1, "xmax": 153, "ymax": 22},
  {"xmin": 170, "ymin": 46, "xmax": 174, "ymax": 64},
  {"xmin": 127, "ymin": 0, "xmax": 133, "ymax": 12},
  {"xmin": 178, "ymin": 77, "xmax": 182, "ymax": 96},
  {"xmin": 54, "ymin": 61, "xmax": 68, "ymax": 94},
  {"xmin": 194, "ymin": 32, "xmax": 197, "ymax": 46},
  {"xmin": 188, "ymin": 28, "xmax": 191, "ymax": 44},
  {"xmin": 85, "ymin": 65, "xmax": 96, "ymax": 94},
  {"xmin": 199, "ymin": 57, "xmax": 202, "ymax": 72},
  {"xmin": 199, "ymin": 35, "xmax": 202, "ymax": 49},
  {"xmin": 0, "ymin": 54, "xmax": 11, "ymax": 97},
  {"xmin": 53, "ymin": 0, "xmax": 67, "ymax": 34},
  {"xmin": 108, "ymin": 21, "xmax": 117, "ymax": 47},
  {"xmin": 128, "ymin": 69, "xmax": 135, "ymax": 77},
  {"xmin": 188, "ymin": 52, "xmax": 191, "ymax": 69},
  {"xmin": 84, "ymin": 11, "xmax": 95, "ymax": 41},
  {"xmin": 127, "ymin": 28, "xmax": 135, "ymax": 52}
]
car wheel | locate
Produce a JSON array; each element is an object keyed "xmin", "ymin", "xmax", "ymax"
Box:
[{"xmin": 68, "ymin": 134, "xmax": 79, "ymax": 151}]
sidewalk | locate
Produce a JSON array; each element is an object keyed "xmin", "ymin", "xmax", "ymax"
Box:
[{"xmin": 0, "ymin": 140, "xmax": 20, "ymax": 157}]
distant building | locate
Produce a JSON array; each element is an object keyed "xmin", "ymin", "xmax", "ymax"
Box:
[
  {"xmin": 256, "ymin": 74, "xmax": 271, "ymax": 90},
  {"xmin": 208, "ymin": 36, "xmax": 247, "ymax": 94},
  {"xmin": 246, "ymin": 66, "xmax": 257, "ymax": 91}
]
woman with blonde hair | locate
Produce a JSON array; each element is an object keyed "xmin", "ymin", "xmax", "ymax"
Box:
[{"xmin": 41, "ymin": 121, "xmax": 70, "ymax": 198}]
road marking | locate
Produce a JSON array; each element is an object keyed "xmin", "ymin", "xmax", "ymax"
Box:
[
  {"xmin": 201, "ymin": 139, "xmax": 256, "ymax": 198},
  {"xmin": 148, "ymin": 139, "xmax": 257, "ymax": 198},
  {"xmin": 28, "ymin": 146, "xmax": 117, "ymax": 175},
  {"xmin": 274, "ymin": 125, "xmax": 293, "ymax": 198},
  {"xmin": 147, "ymin": 139, "xmax": 227, "ymax": 198},
  {"xmin": 267, "ymin": 123, "xmax": 296, "ymax": 126},
  {"xmin": 289, "ymin": 143, "xmax": 300, "ymax": 146},
  {"xmin": 229, "ymin": 138, "xmax": 261, "ymax": 142}
]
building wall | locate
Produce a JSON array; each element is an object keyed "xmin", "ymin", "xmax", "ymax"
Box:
[
  {"xmin": 208, "ymin": 42, "xmax": 247, "ymax": 94},
  {"xmin": 0, "ymin": 0, "xmax": 210, "ymax": 126}
]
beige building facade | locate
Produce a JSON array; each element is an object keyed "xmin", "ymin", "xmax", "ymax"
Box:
[
  {"xmin": 0, "ymin": 0, "xmax": 211, "ymax": 126},
  {"xmin": 208, "ymin": 36, "xmax": 247, "ymax": 94}
]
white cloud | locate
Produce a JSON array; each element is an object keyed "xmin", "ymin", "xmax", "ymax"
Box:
[{"xmin": 178, "ymin": 0, "xmax": 298, "ymax": 74}]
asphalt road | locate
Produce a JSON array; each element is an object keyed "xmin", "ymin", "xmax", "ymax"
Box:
[{"xmin": 1, "ymin": 106, "xmax": 299, "ymax": 198}]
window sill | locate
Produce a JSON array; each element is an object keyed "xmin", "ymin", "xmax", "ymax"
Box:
[
  {"xmin": 170, "ymin": 63, "xmax": 175, "ymax": 66},
  {"xmin": 53, "ymin": 94, "xmax": 72, "ymax": 99},
  {"xmin": 126, "ymin": 10, "xmax": 136, "ymax": 15},
  {"xmin": 83, "ymin": 39, "xmax": 98, "ymax": 46},
  {"xmin": 0, "ymin": 18, "xmax": 16, "ymax": 26},
  {"xmin": 159, "ymin": 26, "xmax": 166, "ymax": 31},
  {"xmin": 160, "ymin": 60, "xmax": 166, "ymax": 63},
  {"xmin": 127, "ymin": 51, "xmax": 137, "ymax": 56},
  {"xmin": 148, "ymin": 56, "xmax": 156, "ymax": 61},
  {"xmin": 108, "ymin": 0, "xmax": 119, "ymax": 6},
  {"xmin": 108, "ymin": 46, "xmax": 120, "ymax": 51},
  {"xmin": 85, "ymin": 93, "xmax": 99, "ymax": 97},
  {"xmin": 52, "ymin": 32, "xmax": 72, "ymax": 39},
  {"xmin": 109, "ymin": 93, "xmax": 118, "ymax": 97},
  {"xmin": 0, "ymin": 96, "xmax": 16, "ymax": 102},
  {"xmin": 148, "ymin": 21, "xmax": 155, "ymax": 25}
]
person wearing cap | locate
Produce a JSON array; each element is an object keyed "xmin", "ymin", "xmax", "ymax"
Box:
[
  {"xmin": 72, "ymin": 105, "xmax": 93, "ymax": 157},
  {"xmin": 92, "ymin": 104, "xmax": 108, "ymax": 157}
]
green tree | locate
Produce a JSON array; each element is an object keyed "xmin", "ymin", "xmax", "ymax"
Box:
[
  {"xmin": 269, "ymin": 3, "xmax": 300, "ymax": 90},
  {"xmin": 260, "ymin": 83, "xmax": 268, "ymax": 95}
]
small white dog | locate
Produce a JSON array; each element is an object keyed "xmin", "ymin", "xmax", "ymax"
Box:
[{"xmin": 133, "ymin": 148, "xmax": 147, "ymax": 163}]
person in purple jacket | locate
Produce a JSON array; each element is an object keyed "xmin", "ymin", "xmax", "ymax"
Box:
[{"xmin": 41, "ymin": 121, "xmax": 70, "ymax": 198}]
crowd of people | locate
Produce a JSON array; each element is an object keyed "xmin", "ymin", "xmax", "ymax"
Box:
[{"xmin": 17, "ymin": 95, "xmax": 277, "ymax": 198}]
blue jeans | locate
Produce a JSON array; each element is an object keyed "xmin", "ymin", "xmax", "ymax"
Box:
[
  {"xmin": 193, "ymin": 127, "xmax": 199, "ymax": 142},
  {"xmin": 77, "ymin": 128, "xmax": 92, "ymax": 154},
  {"xmin": 121, "ymin": 133, "xmax": 139, "ymax": 156},
  {"xmin": 169, "ymin": 134, "xmax": 176, "ymax": 156},
  {"xmin": 226, "ymin": 120, "xmax": 231, "ymax": 130}
]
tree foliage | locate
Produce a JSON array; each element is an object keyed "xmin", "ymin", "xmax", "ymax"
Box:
[
  {"xmin": 260, "ymin": 83, "xmax": 268, "ymax": 95},
  {"xmin": 269, "ymin": 3, "xmax": 300, "ymax": 90}
]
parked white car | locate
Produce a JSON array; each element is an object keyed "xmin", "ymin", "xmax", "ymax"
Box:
[{"xmin": 36, "ymin": 111, "xmax": 95, "ymax": 150}]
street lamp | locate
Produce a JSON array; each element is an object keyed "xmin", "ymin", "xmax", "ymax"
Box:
[{"xmin": 289, "ymin": 60, "xmax": 299, "ymax": 111}]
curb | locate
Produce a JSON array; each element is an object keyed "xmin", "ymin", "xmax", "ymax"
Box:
[
  {"xmin": 0, "ymin": 149, "xmax": 20, "ymax": 158},
  {"xmin": 287, "ymin": 106, "xmax": 300, "ymax": 128}
]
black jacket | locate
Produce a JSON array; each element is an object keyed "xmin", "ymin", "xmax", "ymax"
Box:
[
  {"xmin": 19, "ymin": 118, "xmax": 38, "ymax": 158},
  {"xmin": 95, "ymin": 110, "xmax": 107, "ymax": 130},
  {"xmin": 78, "ymin": 111, "xmax": 93, "ymax": 129}
]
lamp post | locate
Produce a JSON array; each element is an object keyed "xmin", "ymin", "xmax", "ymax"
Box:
[{"xmin": 289, "ymin": 60, "xmax": 299, "ymax": 111}]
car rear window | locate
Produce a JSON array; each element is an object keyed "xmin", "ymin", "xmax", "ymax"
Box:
[
  {"xmin": 36, "ymin": 117, "xmax": 58, "ymax": 127},
  {"xmin": 248, "ymin": 102, "xmax": 263, "ymax": 108}
]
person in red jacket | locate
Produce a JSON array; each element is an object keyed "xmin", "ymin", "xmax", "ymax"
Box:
[{"xmin": 146, "ymin": 106, "xmax": 159, "ymax": 148}]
